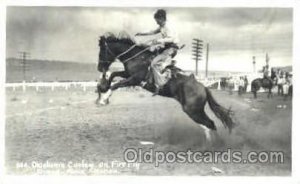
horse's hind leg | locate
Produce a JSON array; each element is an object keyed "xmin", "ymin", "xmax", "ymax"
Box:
[
  {"xmin": 184, "ymin": 107, "xmax": 217, "ymax": 143},
  {"xmin": 269, "ymin": 88, "xmax": 273, "ymax": 98},
  {"xmin": 252, "ymin": 91, "xmax": 257, "ymax": 98}
]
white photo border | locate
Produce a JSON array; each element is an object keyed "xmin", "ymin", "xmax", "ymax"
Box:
[{"xmin": 0, "ymin": 0, "xmax": 299, "ymax": 183}]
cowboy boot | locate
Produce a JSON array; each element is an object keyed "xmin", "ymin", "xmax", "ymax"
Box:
[{"xmin": 152, "ymin": 85, "xmax": 160, "ymax": 96}]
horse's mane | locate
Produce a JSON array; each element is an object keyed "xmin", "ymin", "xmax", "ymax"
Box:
[{"xmin": 102, "ymin": 32, "xmax": 135, "ymax": 45}]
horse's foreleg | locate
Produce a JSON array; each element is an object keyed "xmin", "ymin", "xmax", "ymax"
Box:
[
  {"xmin": 99, "ymin": 76, "xmax": 140, "ymax": 105},
  {"xmin": 95, "ymin": 89, "xmax": 101, "ymax": 104},
  {"xmin": 98, "ymin": 71, "xmax": 130, "ymax": 105},
  {"xmin": 99, "ymin": 89, "xmax": 113, "ymax": 105},
  {"xmin": 111, "ymin": 76, "xmax": 141, "ymax": 90},
  {"xmin": 103, "ymin": 71, "xmax": 129, "ymax": 90},
  {"xmin": 107, "ymin": 71, "xmax": 129, "ymax": 84},
  {"xmin": 252, "ymin": 89, "xmax": 257, "ymax": 98}
]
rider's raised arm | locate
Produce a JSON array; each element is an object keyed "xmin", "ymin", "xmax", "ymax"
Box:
[
  {"xmin": 157, "ymin": 36, "xmax": 176, "ymax": 44},
  {"xmin": 136, "ymin": 27, "xmax": 160, "ymax": 36}
]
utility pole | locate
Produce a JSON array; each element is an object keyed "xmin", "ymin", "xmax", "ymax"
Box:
[
  {"xmin": 252, "ymin": 56, "xmax": 256, "ymax": 73},
  {"xmin": 192, "ymin": 38, "xmax": 203, "ymax": 76},
  {"xmin": 18, "ymin": 51, "xmax": 30, "ymax": 82},
  {"xmin": 205, "ymin": 43, "xmax": 209, "ymax": 78},
  {"xmin": 266, "ymin": 53, "xmax": 270, "ymax": 69}
]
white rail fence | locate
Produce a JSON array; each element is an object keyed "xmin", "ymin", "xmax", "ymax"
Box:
[
  {"xmin": 5, "ymin": 77, "xmax": 257, "ymax": 93},
  {"xmin": 5, "ymin": 81, "xmax": 98, "ymax": 92},
  {"xmin": 5, "ymin": 79, "xmax": 221, "ymax": 92}
]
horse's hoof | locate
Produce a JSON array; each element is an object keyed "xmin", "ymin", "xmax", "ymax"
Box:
[
  {"xmin": 99, "ymin": 99, "xmax": 109, "ymax": 105},
  {"xmin": 99, "ymin": 102, "xmax": 107, "ymax": 106}
]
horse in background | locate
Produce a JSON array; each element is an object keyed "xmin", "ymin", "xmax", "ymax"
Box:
[{"xmin": 251, "ymin": 77, "xmax": 273, "ymax": 98}]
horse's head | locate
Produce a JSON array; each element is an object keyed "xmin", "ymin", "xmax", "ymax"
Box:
[
  {"xmin": 97, "ymin": 35, "xmax": 116, "ymax": 72},
  {"xmin": 97, "ymin": 32, "xmax": 136, "ymax": 73}
]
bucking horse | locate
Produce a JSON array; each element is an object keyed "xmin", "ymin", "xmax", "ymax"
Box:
[{"xmin": 96, "ymin": 33, "xmax": 235, "ymax": 143}]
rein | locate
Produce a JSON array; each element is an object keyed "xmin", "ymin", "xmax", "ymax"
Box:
[
  {"xmin": 115, "ymin": 45, "xmax": 137, "ymax": 59},
  {"xmin": 122, "ymin": 47, "xmax": 150, "ymax": 63},
  {"xmin": 105, "ymin": 41, "xmax": 150, "ymax": 64}
]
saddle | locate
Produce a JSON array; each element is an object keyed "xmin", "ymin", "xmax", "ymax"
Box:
[
  {"xmin": 262, "ymin": 76, "xmax": 273, "ymax": 83},
  {"xmin": 143, "ymin": 61, "xmax": 183, "ymax": 88},
  {"xmin": 162, "ymin": 63, "xmax": 183, "ymax": 78}
]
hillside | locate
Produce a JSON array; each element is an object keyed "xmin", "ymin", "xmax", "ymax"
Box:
[{"xmin": 6, "ymin": 58, "xmax": 102, "ymax": 82}]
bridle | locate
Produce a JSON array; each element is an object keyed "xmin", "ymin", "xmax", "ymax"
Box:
[{"xmin": 103, "ymin": 41, "xmax": 117, "ymax": 58}]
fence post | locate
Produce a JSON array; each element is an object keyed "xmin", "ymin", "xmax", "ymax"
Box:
[
  {"xmin": 51, "ymin": 83, "xmax": 55, "ymax": 91},
  {"xmin": 22, "ymin": 81, "xmax": 26, "ymax": 92},
  {"xmin": 218, "ymin": 79, "xmax": 221, "ymax": 90},
  {"xmin": 83, "ymin": 83, "xmax": 86, "ymax": 92}
]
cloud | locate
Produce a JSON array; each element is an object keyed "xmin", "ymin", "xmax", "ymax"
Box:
[
  {"xmin": 6, "ymin": 6, "xmax": 293, "ymax": 71},
  {"xmin": 170, "ymin": 8, "xmax": 292, "ymax": 27}
]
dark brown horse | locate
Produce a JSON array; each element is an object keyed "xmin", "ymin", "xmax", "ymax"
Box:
[
  {"xmin": 96, "ymin": 33, "xmax": 235, "ymax": 142},
  {"xmin": 251, "ymin": 78, "xmax": 273, "ymax": 98}
]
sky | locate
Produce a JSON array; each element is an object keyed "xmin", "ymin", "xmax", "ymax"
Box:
[{"xmin": 6, "ymin": 7, "xmax": 293, "ymax": 72}]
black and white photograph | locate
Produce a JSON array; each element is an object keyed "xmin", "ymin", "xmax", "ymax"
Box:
[{"xmin": 1, "ymin": 0, "xmax": 300, "ymax": 183}]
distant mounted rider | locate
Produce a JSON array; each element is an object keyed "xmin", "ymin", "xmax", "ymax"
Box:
[{"xmin": 135, "ymin": 9, "xmax": 180, "ymax": 95}]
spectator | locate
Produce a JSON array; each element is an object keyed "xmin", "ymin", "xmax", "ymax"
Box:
[
  {"xmin": 238, "ymin": 76, "xmax": 245, "ymax": 96},
  {"xmin": 277, "ymin": 74, "xmax": 285, "ymax": 96},
  {"xmin": 244, "ymin": 75, "xmax": 248, "ymax": 93},
  {"xmin": 287, "ymin": 74, "xmax": 293, "ymax": 99},
  {"xmin": 228, "ymin": 77, "xmax": 234, "ymax": 95},
  {"xmin": 282, "ymin": 76, "xmax": 290, "ymax": 100}
]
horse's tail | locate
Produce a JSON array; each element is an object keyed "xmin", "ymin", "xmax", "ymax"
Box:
[{"xmin": 205, "ymin": 87, "xmax": 235, "ymax": 133}]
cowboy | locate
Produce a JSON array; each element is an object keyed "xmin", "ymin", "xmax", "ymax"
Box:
[
  {"xmin": 135, "ymin": 9, "xmax": 179, "ymax": 95},
  {"xmin": 262, "ymin": 66, "xmax": 268, "ymax": 78},
  {"xmin": 277, "ymin": 73, "xmax": 285, "ymax": 96}
]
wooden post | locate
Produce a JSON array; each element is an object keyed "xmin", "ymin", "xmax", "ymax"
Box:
[
  {"xmin": 192, "ymin": 39, "xmax": 203, "ymax": 76},
  {"xmin": 205, "ymin": 43, "xmax": 209, "ymax": 78},
  {"xmin": 253, "ymin": 56, "xmax": 256, "ymax": 73},
  {"xmin": 22, "ymin": 81, "xmax": 26, "ymax": 92},
  {"xmin": 51, "ymin": 83, "xmax": 55, "ymax": 91}
]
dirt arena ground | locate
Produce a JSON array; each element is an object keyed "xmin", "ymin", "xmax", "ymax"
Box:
[{"xmin": 5, "ymin": 86, "xmax": 292, "ymax": 175}]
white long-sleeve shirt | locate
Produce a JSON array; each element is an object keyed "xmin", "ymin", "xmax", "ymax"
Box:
[{"xmin": 154, "ymin": 24, "xmax": 179, "ymax": 45}]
